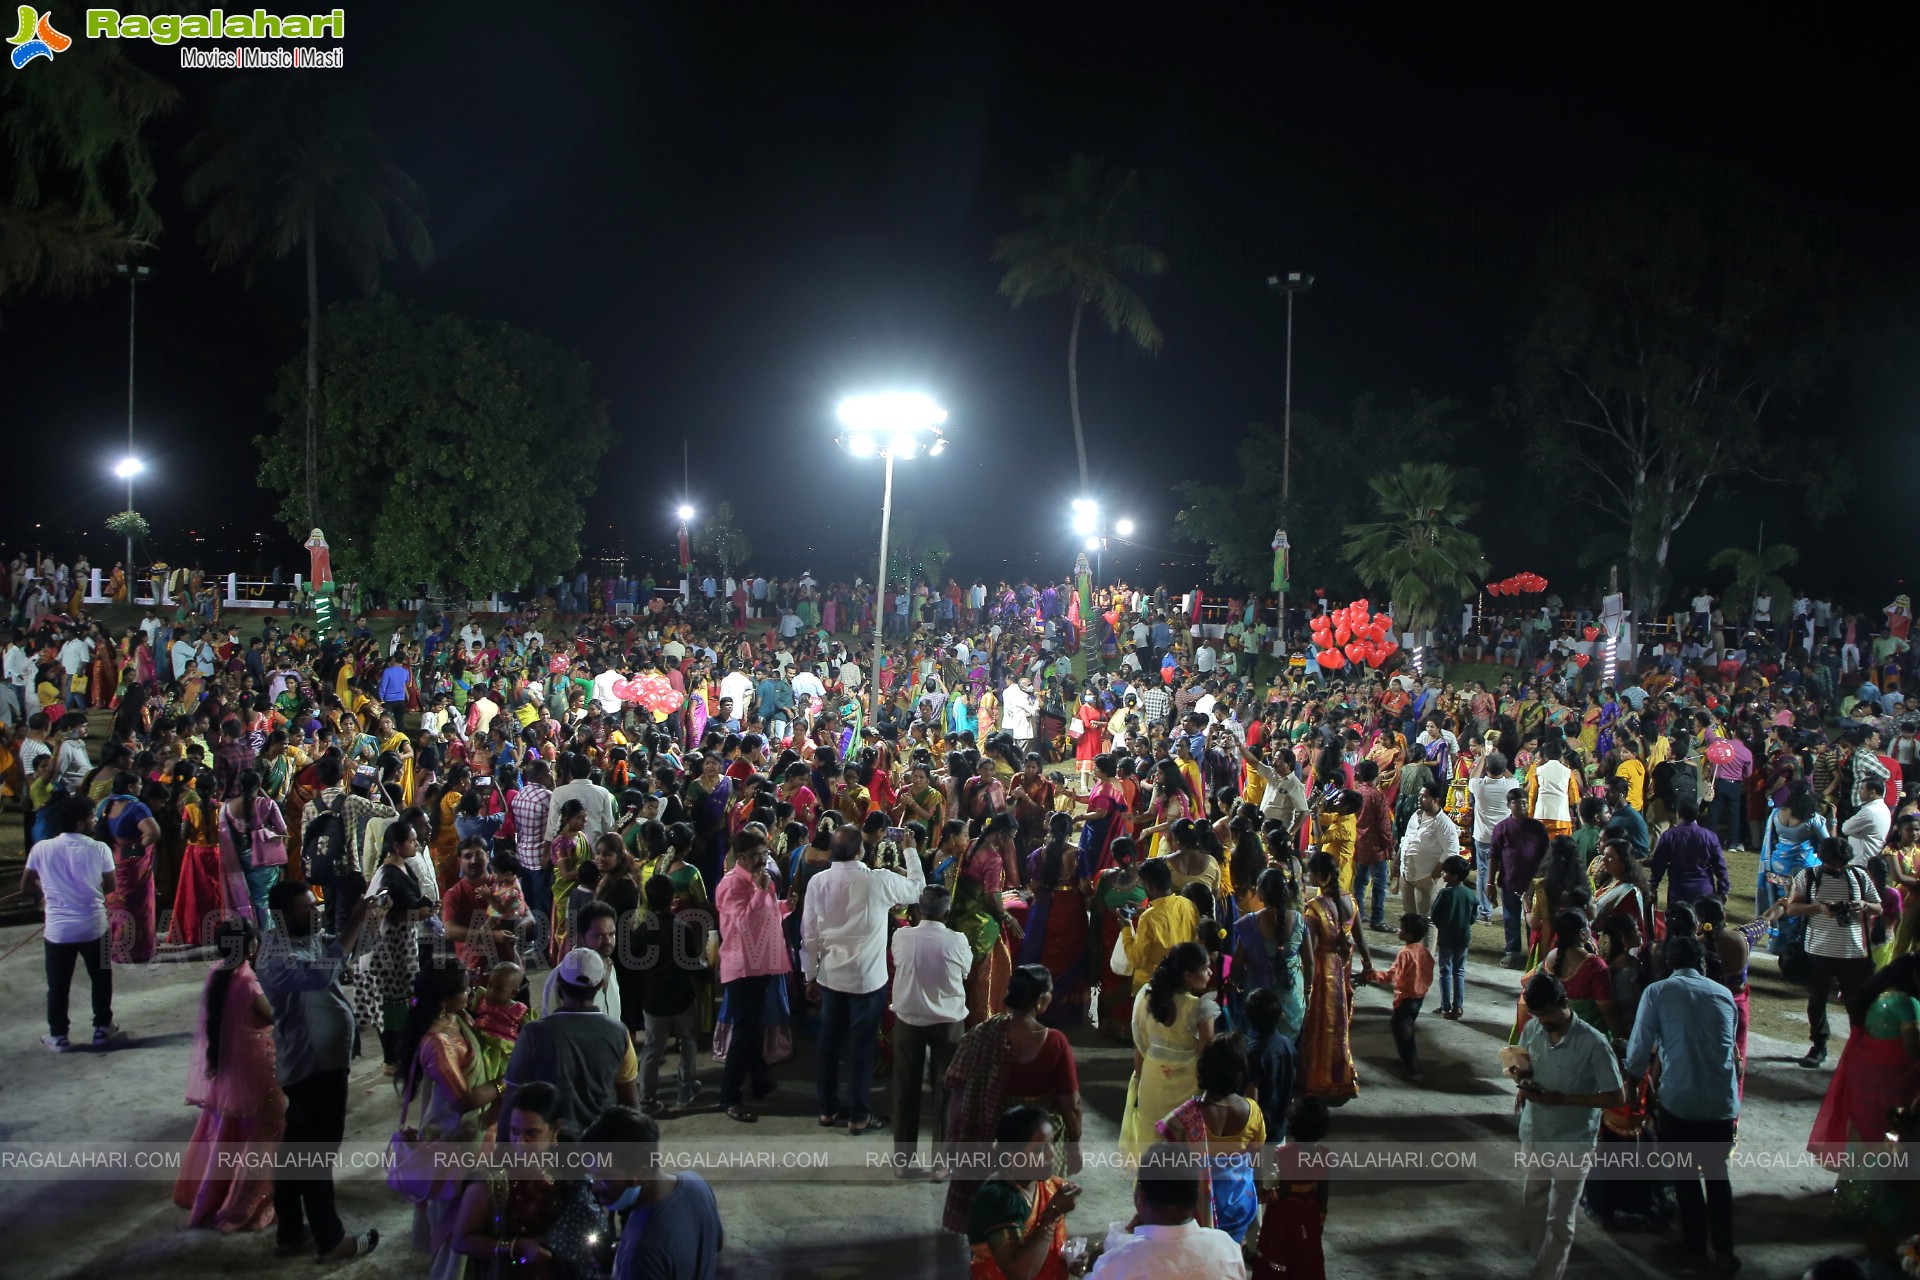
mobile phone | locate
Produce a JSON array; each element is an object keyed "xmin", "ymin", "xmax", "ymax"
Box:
[{"xmin": 886, "ymin": 826, "xmax": 909, "ymax": 844}]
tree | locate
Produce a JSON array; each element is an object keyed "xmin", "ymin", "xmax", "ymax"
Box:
[
  {"xmin": 693, "ymin": 502, "xmax": 752, "ymax": 581},
  {"xmin": 1174, "ymin": 394, "xmax": 1473, "ymax": 590},
  {"xmin": 0, "ymin": 38, "xmax": 177, "ymax": 302},
  {"xmin": 991, "ymin": 153, "xmax": 1167, "ymax": 491},
  {"xmin": 184, "ymin": 79, "xmax": 432, "ymax": 528},
  {"xmin": 868, "ymin": 510, "xmax": 951, "ymax": 587},
  {"xmin": 1508, "ymin": 178, "xmax": 1842, "ymax": 614},
  {"xmin": 1342, "ymin": 462, "xmax": 1487, "ymax": 631},
  {"xmin": 1707, "ymin": 541, "xmax": 1798, "ymax": 623},
  {"xmin": 258, "ymin": 298, "xmax": 610, "ymax": 596}
]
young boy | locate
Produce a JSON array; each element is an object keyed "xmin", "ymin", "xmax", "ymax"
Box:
[
  {"xmin": 1244, "ymin": 987, "xmax": 1297, "ymax": 1137},
  {"xmin": 1367, "ymin": 912, "xmax": 1434, "ymax": 1080},
  {"xmin": 1429, "ymin": 855, "xmax": 1478, "ymax": 1020}
]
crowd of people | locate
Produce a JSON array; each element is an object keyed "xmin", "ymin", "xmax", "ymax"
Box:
[{"xmin": 2, "ymin": 556, "xmax": 1915, "ymax": 1280}]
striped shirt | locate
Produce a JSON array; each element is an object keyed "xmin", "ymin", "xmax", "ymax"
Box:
[{"xmin": 510, "ymin": 783, "xmax": 552, "ymax": 871}]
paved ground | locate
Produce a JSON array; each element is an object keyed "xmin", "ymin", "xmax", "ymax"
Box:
[{"xmin": 0, "ymin": 913, "xmax": 1861, "ymax": 1280}]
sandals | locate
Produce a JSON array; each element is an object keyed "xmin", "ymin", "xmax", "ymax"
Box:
[
  {"xmin": 818, "ymin": 1112, "xmax": 848, "ymax": 1128},
  {"xmin": 726, "ymin": 1105, "xmax": 758, "ymax": 1124},
  {"xmin": 847, "ymin": 1117, "xmax": 886, "ymax": 1136}
]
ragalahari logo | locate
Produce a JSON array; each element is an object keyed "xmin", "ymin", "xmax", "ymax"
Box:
[{"xmin": 8, "ymin": 6, "xmax": 70, "ymax": 66}]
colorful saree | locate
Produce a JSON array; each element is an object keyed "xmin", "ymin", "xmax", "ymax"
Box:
[{"xmin": 1297, "ymin": 895, "xmax": 1357, "ymax": 1103}]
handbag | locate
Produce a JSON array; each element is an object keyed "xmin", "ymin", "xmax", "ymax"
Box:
[
  {"xmin": 249, "ymin": 800, "xmax": 289, "ymax": 867},
  {"xmin": 385, "ymin": 1072, "xmax": 467, "ymax": 1205},
  {"xmin": 1109, "ymin": 922, "xmax": 1134, "ymax": 977}
]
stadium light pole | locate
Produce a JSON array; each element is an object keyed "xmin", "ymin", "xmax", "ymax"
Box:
[
  {"xmin": 1266, "ymin": 271, "xmax": 1313, "ymax": 653},
  {"xmin": 115, "ymin": 263, "xmax": 152, "ymax": 590},
  {"xmin": 836, "ymin": 393, "xmax": 948, "ymax": 719}
]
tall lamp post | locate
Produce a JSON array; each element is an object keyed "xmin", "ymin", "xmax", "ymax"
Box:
[
  {"xmin": 836, "ymin": 392, "xmax": 948, "ymax": 719},
  {"xmin": 1266, "ymin": 271, "xmax": 1312, "ymax": 652},
  {"xmin": 675, "ymin": 503, "xmax": 694, "ymax": 599},
  {"xmin": 115, "ymin": 262, "xmax": 152, "ymax": 591}
]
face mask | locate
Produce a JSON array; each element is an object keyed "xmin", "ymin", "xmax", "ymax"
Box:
[{"xmin": 607, "ymin": 1182, "xmax": 645, "ymax": 1214}]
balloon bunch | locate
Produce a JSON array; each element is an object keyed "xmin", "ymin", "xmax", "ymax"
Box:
[
  {"xmin": 1486, "ymin": 572, "xmax": 1548, "ymax": 597},
  {"xmin": 1308, "ymin": 599, "xmax": 1399, "ymax": 669},
  {"xmin": 614, "ymin": 672, "xmax": 684, "ymax": 716}
]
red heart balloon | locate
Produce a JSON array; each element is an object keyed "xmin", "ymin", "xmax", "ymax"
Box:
[
  {"xmin": 1583, "ymin": 626, "xmax": 1600, "ymax": 642},
  {"xmin": 1381, "ymin": 638, "xmax": 1399, "ymax": 657},
  {"xmin": 1344, "ymin": 641, "xmax": 1365, "ymax": 661},
  {"xmin": 1316, "ymin": 650, "xmax": 1340, "ymax": 669},
  {"xmin": 1574, "ymin": 653, "xmax": 1590, "ymax": 668}
]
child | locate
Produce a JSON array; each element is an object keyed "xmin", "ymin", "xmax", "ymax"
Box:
[
  {"xmin": 471, "ymin": 960, "xmax": 529, "ymax": 1082},
  {"xmin": 1429, "ymin": 855, "xmax": 1478, "ymax": 1020},
  {"xmin": 1367, "ymin": 912, "xmax": 1434, "ymax": 1080},
  {"xmin": 1254, "ymin": 1097, "xmax": 1329, "ymax": 1280},
  {"xmin": 1318, "ymin": 790, "xmax": 1360, "ymax": 895},
  {"xmin": 634, "ymin": 872, "xmax": 707, "ymax": 1114},
  {"xmin": 1243, "ymin": 987, "xmax": 1296, "ymax": 1136}
]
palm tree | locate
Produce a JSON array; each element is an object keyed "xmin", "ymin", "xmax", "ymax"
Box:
[
  {"xmin": 183, "ymin": 79, "xmax": 431, "ymax": 527},
  {"xmin": 1342, "ymin": 462, "xmax": 1488, "ymax": 634},
  {"xmin": 992, "ymin": 153, "xmax": 1167, "ymax": 491},
  {"xmin": 0, "ymin": 39, "xmax": 177, "ymax": 302},
  {"xmin": 1708, "ymin": 541, "xmax": 1798, "ymax": 622},
  {"xmin": 694, "ymin": 502, "xmax": 752, "ymax": 581}
]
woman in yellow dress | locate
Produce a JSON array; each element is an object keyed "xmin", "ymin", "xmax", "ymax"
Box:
[
  {"xmin": 1118, "ymin": 941, "xmax": 1216, "ymax": 1156},
  {"xmin": 431, "ymin": 763, "xmax": 470, "ymax": 889}
]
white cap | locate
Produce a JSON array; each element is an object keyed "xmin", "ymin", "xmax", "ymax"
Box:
[{"xmin": 556, "ymin": 947, "xmax": 607, "ymax": 987}]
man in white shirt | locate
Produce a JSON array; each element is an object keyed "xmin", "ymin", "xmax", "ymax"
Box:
[
  {"xmin": 1399, "ymin": 782, "xmax": 1458, "ymax": 939},
  {"xmin": 545, "ymin": 753, "xmax": 619, "ymax": 842},
  {"xmin": 55, "ymin": 630, "xmax": 92, "ymax": 707},
  {"xmin": 1245, "ymin": 744, "xmax": 1308, "ymax": 842},
  {"xmin": 802, "ymin": 826, "xmax": 924, "ymax": 1133},
  {"xmin": 2, "ymin": 631, "xmax": 35, "ymax": 722},
  {"xmin": 1468, "ymin": 756, "xmax": 1516, "ymax": 923},
  {"xmin": 22, "ymin": 795, "xmax": 119, "ymax": 1050},
  {"xmin": 790, "ymin": 665, "xmax": 826, "ymax": 706},
  {"xmin": 888, "ymin": 885, "xmax": 974, "ymax": 1173},
  {"xmin": 1000, "ymin": 678, "xmax": 1037, "ymax": 749},
  {"xmin": 458, "ymin": 620, "xmax": 486, "ymax": 652},
  {"xmin": 1193, "ymin": 642, "xmax": 1216, "ymax": 673},
  {"xmin": 589, "ymin": 666, "xmax": 625, "ymax": 716},
  {"xmin": 1843, "ymin": 791, "xmax": 1891, "ymax": 867},
  {"xmin": 718, "ymin": 667, "xmax": 754, "ymax": 719},
  {"xmin": 1089, "ymin": 1143, "xmax": 1248, "ymax": 1280}
]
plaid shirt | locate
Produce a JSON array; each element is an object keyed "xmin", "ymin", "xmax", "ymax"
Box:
[
  {"xmin": 214, "ymin": 737, "xmax": 257, "ymax": 801},
  {"xmin": 1137, "ymin": 684, "xmax": 1173, "ymax": 729},
  {"xmin": 510, "ymin": 783, "xmax": 553, "ymax": 871},
  {"xmin": 1852, "ymin": 749, "xmax": 1891, "ymax": 807}
]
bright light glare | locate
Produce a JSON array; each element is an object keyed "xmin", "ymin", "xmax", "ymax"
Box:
[
  {"xmin": 847, "ymin": 433, "xmax": 876, "ymax": 457},
  {"xmin": 1115, "ymin": 518, "xmax": 1135, "ymax": 537},
  {"xmin": 890, "ymin": 433, "xmax": 918, "ymax": 457},
  {"xmin": 927, "ymin": 436, "xmax": 946, "ymax": 456},
  {"xmin": 114, "ymin": 457, "xmax": 144, "ymax": 478},
  {"xmin": 1084, "ymin": 537, "xmax": 1100, "ymax": 552},
  {"xmin": 1071, "ymin": 511, "xmax": 1096, "ymax": 535},
  {"xmin": 1071, "ymin": 498, "xmax": 1094, "ymax": 513},
  {"xmin": 675, "ymin": 504, "xmax": 694, "ymax": 521},
  {"xmin": 837, "ymin": 392, "xmax": 948, "ymax": 434}
]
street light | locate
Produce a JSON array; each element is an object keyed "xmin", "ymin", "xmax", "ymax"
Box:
[
  {"xmin": 1068, "ymin": 497, "xmax": 1136, "ymax": 584},
  {"xmin": 1266, "ymin": 270, "xmax": 1314, "ymax": 653},
  {"xmin": 836, "ymin": 392, "xmax": 948, "ymax": 718},
  {"xmin": 114, "ymin": 263, "xmax": 152, "ymax": 595},
  {"xmin": 675, "ymin": 504, "xmax": 694, "ymax": 522}
]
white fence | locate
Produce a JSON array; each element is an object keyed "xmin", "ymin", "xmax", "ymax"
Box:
[{"xmin": 71, "ymin": 569, "xmax": 523, "ymax": 614}]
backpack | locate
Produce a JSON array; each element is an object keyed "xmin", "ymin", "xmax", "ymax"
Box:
[
  {"xmin": 303, "ymin": 792, "xmax": 349, "ymax": 886},
  {"xmin": 1669, "ymin": 760, "xmax": 1698, "ymax": 811}
]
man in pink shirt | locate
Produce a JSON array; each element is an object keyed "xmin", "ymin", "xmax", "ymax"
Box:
[{"xmin": 713, "ymin": 829, "xmax": 789, "ymax": 1122}]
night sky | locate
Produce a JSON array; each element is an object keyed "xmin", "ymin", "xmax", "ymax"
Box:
[{"xmin": 8, "ymin": 4, "xmax": 1918, "ymax": 602}]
